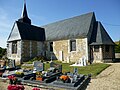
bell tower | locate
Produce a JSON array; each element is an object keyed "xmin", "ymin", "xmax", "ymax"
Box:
[{"xmin": 18, "ymin": 0, "xmax": 31, "ymax": 24}]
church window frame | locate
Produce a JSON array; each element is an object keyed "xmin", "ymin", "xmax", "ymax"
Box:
[
  {"xmin": 12, "ymin": 41, "xmax": 17, "ymax": 54},
  {"xmin": 70, "ymin": 40, "xmax": 76, "ymax": 51},
  {"xmin": 94, "ymin": 45, "xmax": 99, "ymax": 52},
  {"xmin": 49, "ymin": 42, "xmax": 53, "ymax": 52}
]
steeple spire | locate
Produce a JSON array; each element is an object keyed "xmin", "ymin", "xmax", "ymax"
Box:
[{"xmin": 18, "ymin": 0, "xmax": 31, "ymax": 24}]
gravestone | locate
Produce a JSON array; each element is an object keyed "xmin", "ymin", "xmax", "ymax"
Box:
[
  {"xmin": 8, "ymin": 59, "xmax": 15, "ymax": 68},
  {"xmin": 50, "ymin": 62, "xmax": 62, "ymax": 72},
  {"xmin": 33, "ymin": 61, "xmax": 44, "ymax": 71}
]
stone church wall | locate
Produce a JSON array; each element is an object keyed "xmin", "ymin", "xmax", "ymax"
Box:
[
  {"xmin": 7, "ymin": 41, "xmax": 22, "ymax": 64},
  {"xmin": 102, "ymin": 45, "xmax": 115, "ymax": 62},
  {"xmin": 92, "ymin": 45, "xmax": 103, "ymax": 63},
  {"xmin": 21, "ymin": 40, "xmax": 44, "ymax": 62},
  {"xmin": 91, "ymin": 45, "xmax": 114, "ymax": 63},
  {"xmin": 46, "ymin": 38, "xmax": 88, "ymax": 63}
]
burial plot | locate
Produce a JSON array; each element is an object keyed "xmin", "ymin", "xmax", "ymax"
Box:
[
  {"xmin": 53, "ymin": 70, "xmax": 86, "ymax": 88},
  {"xmin": 35, "ymin": 62, "xmax": 62, "ymax": 83}
]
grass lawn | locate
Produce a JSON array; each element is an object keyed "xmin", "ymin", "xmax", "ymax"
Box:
[
  {"xmin": 22, "ymin": 60, "xmax": 110, "ymax": 77},
  {"xmin": 45, "ymin": 61, "xmax": 110, "ymax": 77}
]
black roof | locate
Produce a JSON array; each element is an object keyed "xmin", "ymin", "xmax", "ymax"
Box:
[
  {"xmin": 42, "ymin": 12, "xmax": 94, "ymax": 41},
  {"xmin": 7, "ymin": 21, "xmax": 45, "ymax": 42},
  {"xmin": 90, "ymin": 21, "xmax": 115, "ymax": 45},
  {"xmin": 8, "ymin": 12, "xmax": 114, "ymax": 45}
]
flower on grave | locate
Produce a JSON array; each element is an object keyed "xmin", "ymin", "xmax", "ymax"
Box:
[
  {"xmin": 8, "ymin": 75, "xmax": 15, "ymax": 80},
  {"xmin": 8, "ymin": 75, "xmax": 18, "ymax": 85},
  {"xmin": 59, "ymin": 75, "xmax": 71, "ymax": 83},
  {"xmin": 32, "ymin": 87, "xmax": 40, "ymax": 90},
  {"xmin": 7, "ymin": 85, "xmax": 25, "ymax": 90},
  {"xmin": 15, "ymin": 71, "xmax": 24, "ymax": 77},
  {"xmin": 36, "ymin": 71, "xmax": 42, "ymax": 77}
]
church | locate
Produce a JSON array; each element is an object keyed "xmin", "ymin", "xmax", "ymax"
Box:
[{"xmin": 7, "ymin": 1, "xmax": 115, "ymax": 64}]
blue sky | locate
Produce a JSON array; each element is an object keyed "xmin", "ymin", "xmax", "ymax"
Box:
[{"xmin": 0, "ymin": 0, "xmax": 120, "ymax": 48}]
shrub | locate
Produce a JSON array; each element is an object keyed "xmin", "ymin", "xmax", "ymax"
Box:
[
  {"xmin": 115, "ymin": 44, "xmax": 120, "ymax": 53},
  {"xmin": 30, "ymin": 55, "xmax": 50, "ymax": 62},
  {"xmin": 0, "ymin": 47, "xmax": 6, "ymax": 59}
]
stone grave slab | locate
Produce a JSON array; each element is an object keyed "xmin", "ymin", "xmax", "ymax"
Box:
[{"xmin": 33, "ymin": 61, "xmax": 44, "ymax": 72}]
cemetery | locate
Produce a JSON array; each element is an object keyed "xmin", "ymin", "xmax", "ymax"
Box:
[{"xmin": 0, "ymin": 59, "xmax": 110, "ymax": 90}]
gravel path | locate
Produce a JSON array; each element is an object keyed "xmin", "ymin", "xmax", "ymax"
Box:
[{"xmin": 86, "ymin": 63, "xmax": 120, "ymax": 90}]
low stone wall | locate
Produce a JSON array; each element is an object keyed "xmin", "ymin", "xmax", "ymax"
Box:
[{"xmin": 115, "ymin": 53, "xmax": 120, "ymax": 59}]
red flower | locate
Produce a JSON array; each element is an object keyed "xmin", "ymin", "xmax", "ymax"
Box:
[
  {"xmin": 8, "ymin": 75, "xmax": 15, "ymax": 80},
  {"xmin": 7, "ymin": 85, "xmax": 25, "ymax": 90},
  {"xmin": 32, "ymin": 87, "xmax": 40, "ymax": 90}
]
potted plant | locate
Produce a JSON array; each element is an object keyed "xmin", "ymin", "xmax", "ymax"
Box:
[
  {"xmin": 7, "ymin": 75, "xmax": 25, "ymax": 90},
  {"xmin": 36, "ymin": 71, "xmax": 43, "ymax": 81}
]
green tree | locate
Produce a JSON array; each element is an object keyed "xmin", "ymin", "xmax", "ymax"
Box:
[
  {"xmin": 115, "ymin": 40, "xmax": 120, "ymax": 53},
  {"xmin": 0, "ymin": 47, "xmax": 6, "ymax": 59}
]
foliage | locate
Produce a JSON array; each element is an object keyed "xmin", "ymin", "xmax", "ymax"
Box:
[
  {"xmin": 36, "ymin": 71, "xmax": 43, "ymax": 77},
  {"xmin": 21, "ymin": 65, "xmax": 33, "ymax": 70},
  {"xmin": 26, "ymin": 55, "xmax": 49, "ymax": 64},
  {"xmin": 8, "ymin": 75, "xmax": 18, "ymax": 85},
  {"xmin": 15, "ymin": 72, "xmax": 24, "ymax": 77},
  {"xmin": 0, "ymin": 47, "xmax": 6, "ymax": 59},
  {"xmin": 115, "ymin": 41, "xmax": 120, "ymax": 53}
]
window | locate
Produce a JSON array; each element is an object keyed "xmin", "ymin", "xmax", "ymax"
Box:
[
  {"xmin": 94, "ymin": 45, "xmax": 99, "ymax": 52},
  {"xmin": 70, "ymin": 40, "xmax": 76, "ymax": 51},
  {"xmin": 105, "ymin": 45, "xmax": 110, "ymax": 52},
  {"xmin": 12, "ymin": 41, "xmax": 17, "ymax": 54},
  {"xmin": 50, "ymin": 42, "xmax": 53, "ymax": 52}
]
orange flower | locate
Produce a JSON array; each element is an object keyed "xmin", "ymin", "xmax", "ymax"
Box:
[{"xmin": 60, "ymin": 75, "xmax": 69, "ymax": 81}]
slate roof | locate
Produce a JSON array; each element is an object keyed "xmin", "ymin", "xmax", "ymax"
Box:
[
  {"xmin": 90, "ymin": 21, "xmax": 115, "ymax": 45},
  {"xmin": 42, "ymin": 12, "xmax": 94, "ymax": 41},
  {"xmin": 8, "ymin": 12, "xmax": 114, "ymax": 45},
  {"xmin": 7, "ymin": 21, "xmax": 45, "ymax": 42}
]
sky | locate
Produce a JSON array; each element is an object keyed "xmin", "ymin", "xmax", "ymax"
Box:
[{"xmin": 0, "ymin": 0, "xmax": 120, "ymax": 48}]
